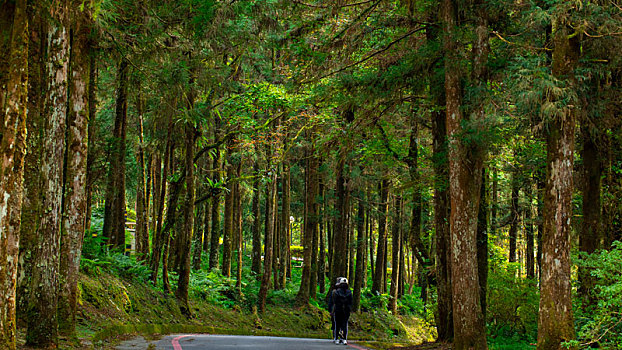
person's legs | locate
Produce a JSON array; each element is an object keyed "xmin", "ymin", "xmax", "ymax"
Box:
[{"xmin": 335, "ymin": 311, "xmax": 347, "ymax": 341}]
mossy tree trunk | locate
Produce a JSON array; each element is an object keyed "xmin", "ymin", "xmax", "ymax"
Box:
[
  {"xmin": 26, "ymin": 0, "xmax": 69, "ymax": 345},
  {"xmin": 537, "ymin": 14, "xmax": 579, "ymax": 349},
  {"xmin": 59, "ymin": 2, "xmax": 91, "ymax": 335},
  {"xmin": 258, "ymin": 149, "xmax": 277, "ymax": 313},
  {"xmin": 443, "ymin": 0, "xmax": 488, "ymax": 347},
  {"xmin": 135, "ymin": 94, "xmax": 149, "ymax": 262},
  {"xmin": 0, "ymin": 0, "xmax": 28, "ymax": 347}
]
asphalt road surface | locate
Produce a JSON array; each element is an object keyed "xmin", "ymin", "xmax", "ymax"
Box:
[{"xmin": 154, "ymin": 334, "xmax": 370, "ymax": 350}]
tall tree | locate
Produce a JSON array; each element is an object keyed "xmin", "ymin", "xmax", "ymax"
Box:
[
  {"xmin": 443, "ymin": 0, "xmax": 488, "ymax": 347},
  {"xmin": 102, "ymin": 57, "xmax": 129, "ymax": 250},
  {"xmin": 297, "ymin": 150, "xmax": 319, "ymax": 304},
  {"xmin": 58, "ymin": 2, "xmax": 91, "ymax": 334},
  {"xmin": 536, "ymin": 10, "xmax": 579, "ymax": 350},
  {"xmin": 389, "ymin": 195, "xmax": 402, "ymax": 314},
  {"xmin": 26, "ymin": 0, "xmax": 69, "ymax": 345},
  {"xmin": 372, "ymin": 179, "xmax": 389, "ymax": 294},
  {"xmin": 0, "ymin": 0, "xmax": 28, "ymax": 347}
]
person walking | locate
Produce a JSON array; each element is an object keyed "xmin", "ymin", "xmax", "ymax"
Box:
[{"xmin": 328, "ymin": 277, "xmax": 353, "ymax": 345}]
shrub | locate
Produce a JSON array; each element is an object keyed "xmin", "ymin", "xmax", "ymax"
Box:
[{"xmin": 573, "ymin": 241, "xmax": 622, "ymax": 348}]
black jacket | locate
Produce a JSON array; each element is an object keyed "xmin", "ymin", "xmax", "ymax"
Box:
[{"xmin": 329, "ymin": 287, "xmax": 353, "ymax": 314}]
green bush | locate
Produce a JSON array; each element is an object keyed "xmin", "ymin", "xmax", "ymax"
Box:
[
  {"xmin": 487, "ymin": 264, "xmax": 539, "ymax": 341},
  {"xmin": 573, "ymin": 241, "xmax": 622, "ymax": 349},
  {"xmin": 359, "ymin": 288, "xmax": 390, "ymax": 311},
  {"xmin": 397, "ymin": 290, "xmax": 426, "ymax": 316}
]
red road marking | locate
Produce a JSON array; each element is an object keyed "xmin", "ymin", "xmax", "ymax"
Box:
[
  {"xmin": 347, "ymin": 343, "xmax": 367, "ymax": 350},
  {"xmin": 171, "ymin": 334, "xmax": 197, "ymax": 350}
]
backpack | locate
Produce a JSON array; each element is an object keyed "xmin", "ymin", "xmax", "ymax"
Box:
[{"xmin": 333, "ymin": 289, "xmax": 351, "ymax": 313}]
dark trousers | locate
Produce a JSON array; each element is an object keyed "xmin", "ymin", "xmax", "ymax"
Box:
[{"xmin": 333, "ymin": 311, "xmax": 350, "ymax": 340}]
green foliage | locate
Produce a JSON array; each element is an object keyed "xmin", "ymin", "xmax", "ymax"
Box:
[
  {"xmin": 359, "ymin": 288, "xmax": 390, "ymax": 312},
  {"xmin": 573, "ymin": 242, "xmax": 622, "ymax": 348},
  {"xmin": 397, "ymin": 289, "xmax": 426, "ymax": 317},
  {"xmin": 190, "ymin": 269, "xmax": 238, "ymax": 308},
  {"xmin": 487, "ymin": 264, "xmax": 539, "ymax": 342}
]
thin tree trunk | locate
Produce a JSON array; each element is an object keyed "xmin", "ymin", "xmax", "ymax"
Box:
[
  {"xmin": 331, "ymin": 153, "xmax": 350, "ymax": 291},
  {"xmin": 318, "ymin": 181, "xmax": 326, "ymax": 293},
  {"xmin": 509, "ymin": 168, "xmax": 519, "ymax": 263},
  {"xmin": 578, "ymin": 130, "xmax": 601, "ymax": 306},
  {"xmin": 251, "ymin": 160, "xmax": 262, "ymax": 276},
  {"xmin": 222, "ymin": 158, "xmax": 234, "ymax": 278},
  {"xmin": 525, "ymin": 183, "xmax": 535, "ymax": 279},
  {"xmin": 372, "ymin": 179, "xmax": 389, "ymax": 294},
  {"xmin": 353, "ymin": 191, "xmax": 366, "ymax": 312},
  {"xmin": 209, "ymin": 149, "xmax": 222, "ymax": 270},
  {"xmin": 281, "ymin": 164, "xmax": 291, "ymax": 287},
  {"xmin": 85, "ymin": 40, "xmax": 98, "ymax": 232},
  {"xmin": 297, "ymin": 153, "xmax": 319, "ymax": 304},
  {"xmin": 103, "ymin": 57, "xmax": 128, "ymax": 250},
  {"xmin": 477, "ymin": 168, "xmax": 488, "ymax": 320},
  {"xmin": 176, "ymin": 123, "xmax": 196, "ymax": 317},
  {"xmin": 26, "ymin": 1, "xmax": 69, "ymax": 345},
  {"xmin": 135, "ymin": 95, "xmax": 149, "ymax": 261},
  {"xmin": 258, "ymin": 155, "xmax": 277, "ymax": 313},
  {"xmin": 59, "ymin": 4, "xmax": 91, "ymax": 334},
  {"xmin": 389, "ymin": 196, "xmax": 402, "ymax": 314},
  {"xmin": 235, "ymin": 161, "xmax": 243, "ymax": 294},
  {"xmin": 0, "ymin": 1, "xmax": 28, "ymax": 347}
]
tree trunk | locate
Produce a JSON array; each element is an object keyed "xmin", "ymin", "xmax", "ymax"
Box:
[
  {"xmin": 84, "ymin": 38, "xmax": 98, "ymax": 232},
  {"xmin": 332, "ymin": 154, "xmax": 350, "ymax": 290},
  {"xmin": 26, "ymin": 2, "xmax": 69, "ymax": 345},
  {"xmin": 251, "ymin": 160, "xmax": 262, "ymax": 276},
  {"xmin": 372, "ymin": 179, "xmax": 389, "ymax": 295},
  {"xmin": 509, "ymin": 168, "xmax": 519, "ymax": 263},
  {"xmin": 297, "ymin": 153, "xmax": 319, "ymax": 304},
  {"xmin": 537, "ymin": 17, "xmax": 578, "ymax": 350},
  {"xmin": 103, "ymin": 57, "xmax": 128, "ymax": 250},
  {"xmin": 176, "ymin": 123, "xmax": 196, "ymax": 317},
  {"xmin": 432, "ymin": 87, "xmax": 452, "ymax": 343},
  {"xmin": 536, "ymin": 176, "xmax": 544, "ymax": 281},
  {"xmin": 578, "ymin": 130, "xmax": 601, "ymax": 306},
  {"xmin": 258, "ymin": 155, "xmax": 277, "ymax": 313},
  {"xmin": 352, "ymin": 191, "xmax": 366, "ymax": 312},
  {"xmin": 280, "ymin": 163, "xmax": 291, "ymax": 287},
  {"xmin": 525, "ymin": 183, "xmax": 535, "ymax": 279},
  {"xmin": 234, "ymin": 161, "xmax": 243, "ymax": 294},
  {"xmin": 135, "ymin": 95, "xmax": 149, "ymax": 261},
  {"xmin": 209, "ymin": 149, "xmax": 222, "ymax": 270},
  {"xmin": 318, "ymin": 181, "xmax": 326, "ymax": 293},
  {"xmin": 16, "ymin": 3, "xmax": 45, "ymax": 322},
  {"xmin": 59, "ymin": 4, "xmax": 91, "ymax": 334},
  {"xmin": 0, "ymin": 1, "xmax": 28, "ymax": 347},
  {"xmin": 443, "ymin": 0, "xmax": 488, "ymax": 346},
  {"xmin": 477, "ymin": 168, "xmax": 488, "ymax": 320},
  {"xmin": 222, "ymin": 158, "xmax": 234, "ymax": 278},
  {"xmin": 389, "ymin": 196, "xmax": 402, "ymax": 314}
]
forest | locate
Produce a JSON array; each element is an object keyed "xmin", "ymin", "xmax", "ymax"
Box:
[{"xmin": 1, "ymin": 0, "xmax": 622, "ymax": 349}]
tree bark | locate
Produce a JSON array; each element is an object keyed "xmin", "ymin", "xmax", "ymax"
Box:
[
  {"xmin": 389, "ymin": 196, "xmax": 402, "ymax": 314},
  {"xmin": 176, "ymin": 123, "xmax": 196, "ymax": 317},
  {"xmin": 26, "ymin": 1, "xmax": 69, "ymax": 345},
  {"xmin": 443, "ymin": 0, "xmax": 488, "ymax": 346},
  {"xmin": 578, "ymin": 129, "xmax": 601, "ymax": 306},
  {"xmin": 352, "ymin": 191, "xmax": 366, "ymax": 312},
  {"xmin": 477, "ymin": 168, "xmax": 488, "ymax": 320},
  {"xmin": 258, "ymin": 154, "xmax": 277, "ymax": 313},
  {"xmin": 251, "ymin": 160, "xmax": 262, "ymax": 276},
  {"xmin": 59, "ymin": 3, "xmax": 91, "ymax": 334},
  {"xmin": 509, "ymin": 168, "xmax": 520, "ymax": 263},
  {"xmin": 280, "ymin": 163, "xmax": 291, "ymax": 287},
  {"xmin": 103, "ymin": 57, "xmax": 129, "ymax": 250},
  {"xmin": 222, "ymin": 157, "xmax": 234, "ymax": 278},
  {"xmin": 332, "ymin": 154, "xmax": 351, "ymax": 291},
  {"xmin": 372, "ymin": 179, "xmax": 389, "ymax": 295},
  {"xmin": 0, "ymin": 1, "xmax": 28, "ymax": 347},
  {"xmin": 297, "ymin": 152, "xmax": 319, "ymax": 304},
  {"xmin": 209, "ymin": 148, "xmax": 222, "ymax": 270},
  {"xmin": 525, "ymin": 182, "xmax": 535, "ymax": 279},
  {"xmin": 537, "ymin": 16, "xmax": 578, "ymax": 350}
]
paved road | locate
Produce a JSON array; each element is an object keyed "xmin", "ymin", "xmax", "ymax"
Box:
[{"xmin": 153, "ymin": 334, "xmax": 370, "ymax": 350}]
